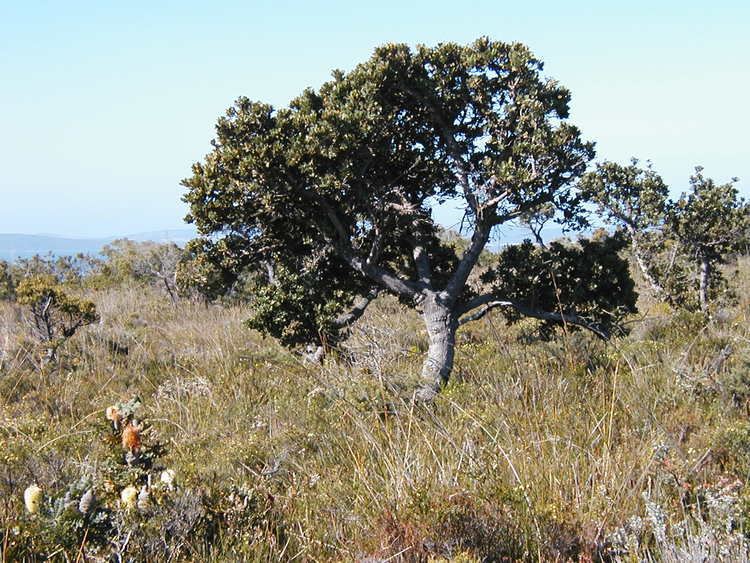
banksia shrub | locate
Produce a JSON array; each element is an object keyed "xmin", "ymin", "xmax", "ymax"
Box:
[{"xmin": 15, "ymin": 274, "xmax": 98, "ymax": 362}]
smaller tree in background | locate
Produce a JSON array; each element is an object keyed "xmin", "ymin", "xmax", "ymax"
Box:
[
  {"xmin": 16, "ymin": 275, "xmax": 99, "ymax": 362},
  {"xmin": 176, "ymin": 237, "xmax": 256, "ymax": 303},
  {"xmin": 131, "ymin": 242, "xmax": 183, "ymax": 303},
  {"xmin": 582, "ymin": 161, "xmax": 749, "ymax": 312},
  {"xmin": 100, "ymin": 240, "xmax": 184, "ymax": 302},
  {"xmin": 669, "ymin": 168, "xmax": 749, "ymax": 312},
  {"xmin": 580, "ymin": 159, "xmax": 675, "ymax": 300},
  {"xmin": 517, "ymin": 202, "xmax": 556, "ymax": 248}
]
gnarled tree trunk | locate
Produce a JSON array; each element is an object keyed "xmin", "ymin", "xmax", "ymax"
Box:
[{"xmin": 416, "ymin": 294, "xmax": 458, "ymax": 402}]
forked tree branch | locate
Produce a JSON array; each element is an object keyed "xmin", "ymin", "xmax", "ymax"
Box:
[
  {"xmin": 343, "ymin": 251, "xmax": 423, "ymax": 298},
  {"xmin": 442, "ymin": 220, "xmax": 491, "ymax": 303},
  {"xmin": 313, "ymin": 196, "xmax": 423, "ymax": 298}
]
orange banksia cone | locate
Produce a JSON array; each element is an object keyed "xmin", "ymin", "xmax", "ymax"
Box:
[{"xmin": 121, "ymin": 421, "xmax": 142, "ymax": 453}]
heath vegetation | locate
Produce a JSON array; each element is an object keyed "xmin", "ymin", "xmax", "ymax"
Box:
[{"xmin": 1, "ymin": 38, "xmax": 749, "ymax": 561}]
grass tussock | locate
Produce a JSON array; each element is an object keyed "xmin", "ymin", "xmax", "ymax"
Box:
[{"xmin": 1, "ymin": 259, "xmax": 750, "ymax": 561}]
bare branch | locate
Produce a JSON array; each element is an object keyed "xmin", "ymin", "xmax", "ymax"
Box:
[
  {"xmin": 342, "ymin": 251, "xmax": 421, "ymax": 298},
  {"xmin": 629, "ymin": 232, "xmax": 668, "ymax": 297},
  {"xmin": 310, "ymin": 196, "xmax": 422, "ymax": 298},
  {"xmin": 458, "ymin": 296, "xmax": 611, "ymax": 341},
  {"xmin": 366, "ymin": 230, "xmax": 383, "ymax": 267},
  {"xmin": 481, "ymin": 185, "xmax": 512, "ymax": 212},
  {"xmin": 333, "ymin": 287, "xmax": 379, "ymax": 328},
  {"xmin": 398, "ymin": 81, "xmax": 478, "ymax": 215}
]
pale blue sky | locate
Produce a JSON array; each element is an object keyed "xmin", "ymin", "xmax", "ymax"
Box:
[{"xmin": 0, "ymin": 1, "xmax": 748, "ymax": 237}]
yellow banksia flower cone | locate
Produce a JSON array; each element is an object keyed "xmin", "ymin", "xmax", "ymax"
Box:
[
  {"xmin": 120, "ymin": 486, "xmax": 138, "ymax": 509},
  {"xmin": 24, "ymin": 485, "xmax": 43, "ymax": 514},
  {"xmin": 105, "ymin": 405, "xmax": 122, "ymax": 429}
]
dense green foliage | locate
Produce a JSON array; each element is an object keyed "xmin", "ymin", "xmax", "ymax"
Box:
[
  {"xmin": 0, "ymin": 259, "xmax": 12, "ymax": 300},
  {"xmin": 670, "ymin": 169, "xmax": 747, "ymax": 263},
  {"xmin": 244, "ymin": 258, "xmax": 371, "ymax": 348},
  {"xmin": 482, "ymin": 233, "xmax": 637, "ymax": 337}
]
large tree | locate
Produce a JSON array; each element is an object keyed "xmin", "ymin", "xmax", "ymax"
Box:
[{"xmin": 183, "ymin": 39, "xmax": 636, "ymax": 399}]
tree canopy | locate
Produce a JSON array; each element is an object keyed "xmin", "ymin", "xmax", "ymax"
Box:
[
  {"xmin": 580, "ymin": 160, "xmax": 674, "ymax": 300},
  {"xmin": 182, "ymin": 38, "xmax": 637, "ymax": 398}
]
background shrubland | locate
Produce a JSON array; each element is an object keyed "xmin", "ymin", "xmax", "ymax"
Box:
[{"xmin": 1, "ymin": 239, "xmax": 750, "ymax": 561}]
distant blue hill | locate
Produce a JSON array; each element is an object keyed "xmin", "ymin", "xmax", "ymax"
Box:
[
  {"xmin": 0, "ymin": 224, "xmax": 583, "ymax": 263},
  {"xmin": 0, "ymin": 229, "xmax": 197, "ymax": 262}
]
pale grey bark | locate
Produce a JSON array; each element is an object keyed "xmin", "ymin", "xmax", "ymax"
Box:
[
  {"xmin": 415, "ymin": 293, "xmax": 458, "ymax": 402},
  {"xmin": 627, "ymin": 227, "xmax": 667, "ymax": 298},
  {"xmin": 699, "ymin": 256, "xmax": 711, "ymax": 312},
  {"xmin": 443, "ymin": 222, "xmax": 491, "ymax": 305}
]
